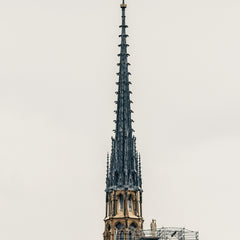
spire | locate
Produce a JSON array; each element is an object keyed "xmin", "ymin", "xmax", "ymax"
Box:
[
  {"xmin": 115, "ymin": 0, "xmax": 133, "ymax": 146},
  {"xmin": 106, "ymin": 0, "xmax": 142, "ymax": 192}
]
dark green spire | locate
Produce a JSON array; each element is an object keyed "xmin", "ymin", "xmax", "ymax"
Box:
[{"xmin": 106, "ymin": 0, "xmax": 142, "ymax": 192}]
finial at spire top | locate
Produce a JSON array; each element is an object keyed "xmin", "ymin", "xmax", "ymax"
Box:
[{"xmin": 121, "ymin": 0, "xmax": 127, "ymax": 8}]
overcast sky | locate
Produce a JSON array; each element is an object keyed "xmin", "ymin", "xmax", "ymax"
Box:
[{"xmin": 1, "ymin": 0, "xmax": 240, "ymax": 239}]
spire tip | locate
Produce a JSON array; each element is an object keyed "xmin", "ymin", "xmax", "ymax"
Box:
[{"xmin": 120, "ymin": 0, "xmax": 127, "ymax": 8}]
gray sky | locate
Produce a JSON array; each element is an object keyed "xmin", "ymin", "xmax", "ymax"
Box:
[{"xmin": 0, "ymin": 0, "xmax": 240, "ymax": 239}]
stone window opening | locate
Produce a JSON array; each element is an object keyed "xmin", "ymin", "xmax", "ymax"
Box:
[
  {"xmin": 128, "ymin": 195, "xmax": 132, "ymax": 211},
  {"xmin": 129, "ymin": 223, "xmax": 137, "ymax": 240},
  {"xmin": 119, "ymin": 194, "xmax": 124, "ymax": 212},
  {"xmin": 115, "ymin": 223, "xmax": 124, "ymax": 240}
]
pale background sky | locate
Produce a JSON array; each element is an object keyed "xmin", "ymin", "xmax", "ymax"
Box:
[{"xmin": 0, "ymin": 0, "xmax": 240, "ymax": 239}]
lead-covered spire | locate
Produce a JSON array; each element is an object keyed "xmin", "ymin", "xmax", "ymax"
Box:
[
  {"xmin": 115, "ymin": 0, "xmax": 132, "ymax": 143},
  {"xmin": 106, "ymin": 0, "xmax": 142, "ymax": 192}
]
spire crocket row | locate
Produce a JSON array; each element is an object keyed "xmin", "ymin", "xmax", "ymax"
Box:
[{"xmin": 105, "ymin": 0, "xmax": 142, "ymax": 192}]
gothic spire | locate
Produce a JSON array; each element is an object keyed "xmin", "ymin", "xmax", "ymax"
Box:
[
  {"xmin": 115, "ymin": 0, "xmax": 133, "ymax": 145},
  {"xmin": 106, "ymin": 0, "xmax": 142, "ymax": 192}
]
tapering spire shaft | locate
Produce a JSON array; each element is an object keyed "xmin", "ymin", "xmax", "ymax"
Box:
[
  {"xmin": 115, "ymin": 2, "xmax": 132, "ymax": 143},
  {"xmin": 106, "ymin": 0, "xmax": 142, "ymax": 192}
]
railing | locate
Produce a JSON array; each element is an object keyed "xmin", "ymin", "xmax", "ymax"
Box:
[
  {"xmin": 112, "ymin": 227, "xmax": 199, "ymax": 240},
  {"xmin": 140, "ymin": 227, "xmax": 199, "ymax": 240}
]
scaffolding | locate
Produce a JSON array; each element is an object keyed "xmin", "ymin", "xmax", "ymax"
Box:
[
  {"xmin": 140, "ymin": 227, "xmax": 199, "ymax": 240},
  {"xmin": 113, "ymin": 227, "xmax": 198, "ymax": 240}
]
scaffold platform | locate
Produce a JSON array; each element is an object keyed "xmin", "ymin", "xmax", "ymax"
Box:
[{"xmin": 140, "ymin": 227, "xmax": 199, "ymax": 240}]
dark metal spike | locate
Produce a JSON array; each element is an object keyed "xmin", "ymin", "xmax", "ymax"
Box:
[{"xmin": 107, "ymin": 0, "xmax": 142, "ymax": 191}]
